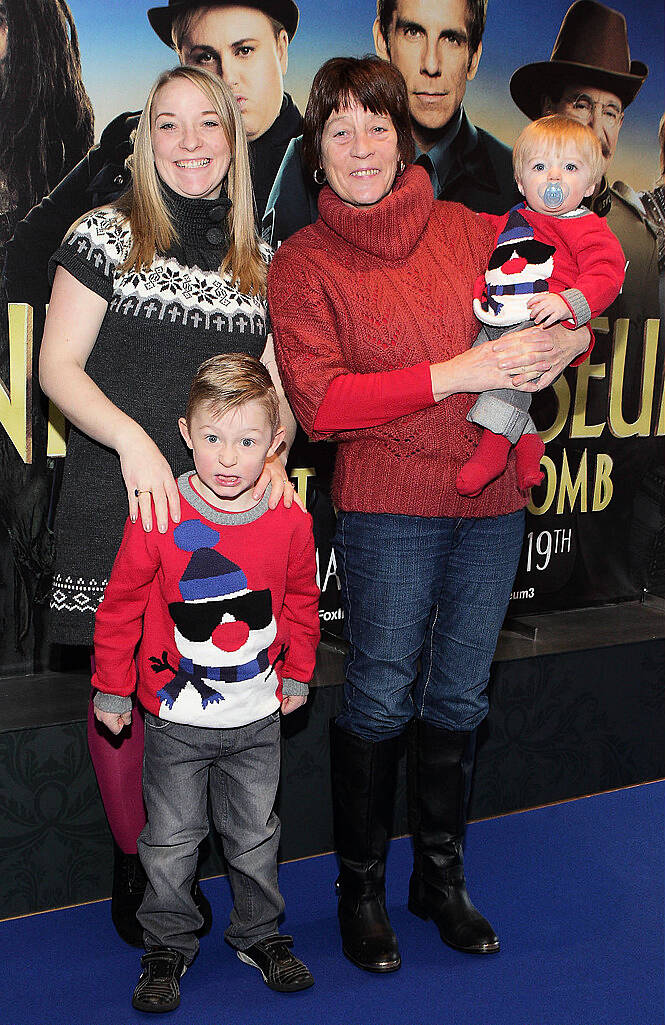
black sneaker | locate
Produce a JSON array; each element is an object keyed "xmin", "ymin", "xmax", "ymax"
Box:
[
  {"xmin": 132, "ymin": 947, "xmax": 186, "ymax": 1013},
  {"xmin": 237, "ymin": 934, "xmax": 314, "ymax": 992}
]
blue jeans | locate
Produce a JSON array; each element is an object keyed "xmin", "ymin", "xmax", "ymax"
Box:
[
  {"xmin": 138, "ymin": 710, "xmax": 283, "ymax": 963},
  {"xmin": 334, "ymin": 510, "xmax": 525, "ymax": 741}
]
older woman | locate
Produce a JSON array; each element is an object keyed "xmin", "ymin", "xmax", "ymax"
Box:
[
  {"xmin": 268, "ymin": 57, "xmax": 591, "ymax": 973},
  {"xmin": 39, "ymin": 65, "xmax": 296, "ymax": 944}
]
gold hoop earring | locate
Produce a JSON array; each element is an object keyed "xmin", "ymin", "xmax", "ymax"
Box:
[{"xmin": 313, "ymin": 168, "xmax": 327, "ymax": 185}]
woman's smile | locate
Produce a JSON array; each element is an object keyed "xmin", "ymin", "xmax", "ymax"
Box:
[
  {"xmin": 320, "ymin": 102, "xmax": 400, "ymax": 208},
  {"xmin": 151, "ymin": 77, "xmax": 231, "ymax": 199}
]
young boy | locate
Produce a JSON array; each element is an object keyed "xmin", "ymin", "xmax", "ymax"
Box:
[
  {"xmin": 456, "ymin": 114, "xmax": 625, "ymax": 497},
  {"xmin": 92, "ymin": 353, "xmax": 320, "ymax": 1013}
]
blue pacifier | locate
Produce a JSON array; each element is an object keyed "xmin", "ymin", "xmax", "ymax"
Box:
[{"xmin": 541, "ymin": 182, "xmax": 566, "ymax": 209}]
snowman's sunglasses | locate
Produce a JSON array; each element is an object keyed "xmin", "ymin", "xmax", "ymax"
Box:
[
  {"xmin": 168, "ymin": 589, "xmax": 272, "ymax": 642},
  {"xmin": 488, "ymin": 240, "xmax": 555, "ymax": 270}
]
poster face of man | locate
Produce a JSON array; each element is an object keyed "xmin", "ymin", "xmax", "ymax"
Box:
[
  {"xmin": 178, "ymin": 5, "xmax": 289, "ymax": 141},
  {"xmin": 373, "ymin": 0, "xmax": 481, "ymax": 150},
  {"xmin": 546, "ymin": 85, "xmax": 624, "ymax": 175}
]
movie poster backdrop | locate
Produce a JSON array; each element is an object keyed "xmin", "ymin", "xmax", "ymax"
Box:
[{"xmin": 1, "ymin": 0, "xmax": 663, "ymax": 674}]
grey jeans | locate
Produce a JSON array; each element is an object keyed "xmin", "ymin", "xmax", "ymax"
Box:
[
  {"xmin": 138, "ymin": 710, "xmax": 283, "ymax": 963},
  {"xmin": 467, "ymin": 322, "xmax": 538, "ymax": 443}
]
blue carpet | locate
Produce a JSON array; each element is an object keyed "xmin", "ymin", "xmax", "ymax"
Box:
[{"xmin": 2, "ymin": 782, "xmax": 662, "ymax": 1025}]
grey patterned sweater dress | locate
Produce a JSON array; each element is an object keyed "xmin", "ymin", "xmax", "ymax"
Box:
[{"xmin": 48, "ymin": 189, "xmax": 270, "ymax": 645}]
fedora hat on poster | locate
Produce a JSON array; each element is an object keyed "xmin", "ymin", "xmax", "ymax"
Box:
[
  {"xmin": 147, "ymin": 0, "xmax": 300, "ymax": 45},
  {"xmin": 510, "ymin": 0, "xmax": 648, "ymax": 121}
]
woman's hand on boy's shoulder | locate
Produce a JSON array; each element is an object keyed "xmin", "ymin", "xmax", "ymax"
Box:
[{"xmin": 253, "ymin": 455, "xmax": 305, "ymax": 511}]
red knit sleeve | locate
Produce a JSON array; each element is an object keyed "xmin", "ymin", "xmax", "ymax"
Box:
[
  {"xmin": 268, "ymin": 243, "xmax": 436, "ymax": 442},
  {"xmin": 92, "ymin": 516, "xmax": 161, "ymax": 698},
  {"xmin": 312, "ymin": 361, "xmax": 434, "ymax": 432},
  {"xmin": 566, "ymin": 214, "xmax": 626, "ymax": 319},
  {"xmin": 280, "ymin": 510, "xmax": 320, "ymax": 684}
]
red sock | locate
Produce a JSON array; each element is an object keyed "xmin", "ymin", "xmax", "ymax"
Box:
[
  {"xmin": 456, "ymin": 429, "xmax": 512, "ymax": 497},
  {"xmin": 514, "ymin": 434, "xmax": 545, "ymax": 489}
]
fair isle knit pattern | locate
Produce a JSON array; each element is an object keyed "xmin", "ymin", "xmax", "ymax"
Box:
[
  {"xmin": 48, "ymin": 201, "xmax": 271, "ymax": 645},
  {"xmin": 63, "ymin": 207, "xmax": 270, "ymax": 334},
  {"xmin": 269, "ymin": 164, "xmax": 528, "ymax": 520}
]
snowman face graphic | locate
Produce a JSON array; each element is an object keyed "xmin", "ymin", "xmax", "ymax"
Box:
[
  {"xmin": 154, "ymin": 518, "xmax": 281, "ymax": 724},
  {"xmin": 169, "ymin": 586, "xmax": 277, "ymax": 667},
  {"xmin": 484, "ymin": 238, "xmax": 556, "ymax": 292}
]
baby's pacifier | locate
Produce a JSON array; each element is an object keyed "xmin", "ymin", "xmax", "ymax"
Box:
[{"xmin": 539, "ymin": 182, "xmax": 567, "ymax": 210}]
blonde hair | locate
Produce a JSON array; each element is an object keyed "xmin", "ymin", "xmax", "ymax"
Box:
[
  {"xmin": 114, "ymin": 66, "xmax": 266, "ymax": 295},
  {"xmin": 185, "ymin": 352, "xmax": 280, "ymax": 432},
  {"xmin": 513, "ymin": 114, "xmax": 604, "ymax": 186}
]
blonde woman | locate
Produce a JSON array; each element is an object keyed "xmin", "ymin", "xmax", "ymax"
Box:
[{"xmin": 39, "ymin": 65, "xmax": 296, "ymax": 945}]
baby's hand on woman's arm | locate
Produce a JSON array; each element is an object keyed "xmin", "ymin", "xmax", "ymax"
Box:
[
  {"xmin": 527, "ymin": 293, "xmax": 570, "ymax": 327},
  {"xmin": 94, "ymin": 706, "xmax": 132, "ymax": 735}
]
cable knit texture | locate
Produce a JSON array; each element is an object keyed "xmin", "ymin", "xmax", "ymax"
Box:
[{"xmin": 268, "ymin": 164, "xmax": 528, "ymax": 519}]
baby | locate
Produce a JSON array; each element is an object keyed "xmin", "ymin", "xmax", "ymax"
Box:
[{"xmin": 456, "ymin": 114, "xmax": 625, "ymax": 497}]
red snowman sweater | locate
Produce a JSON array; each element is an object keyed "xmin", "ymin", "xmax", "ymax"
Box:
[
  {"xmin": 476, "ymin": 203, "xmax": 625, "ymax": 328},
  {"xmin": 92, "ymin": 474, "xmax": 320, "ymax": 729}
]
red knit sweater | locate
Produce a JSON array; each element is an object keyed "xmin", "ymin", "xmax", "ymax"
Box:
[
  {"xmin": 92, "ymin": 475, "xmax": 320, "ymax": 729},
  {"xmin": 268, "ymin": 165, "xmax": 527, "ymax": 519}
]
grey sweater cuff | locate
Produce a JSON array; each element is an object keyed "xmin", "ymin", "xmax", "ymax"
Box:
[
  {"xmin": 561, "ymin": 288, "xmax": 591, "ymax": 327},
  {"xmin": 93, "ymin": 691, "xmax": 133, "ymax": 715},
  {"xmin": 282, "ymin": 678, "xmax": 309, "ymax": 697}
]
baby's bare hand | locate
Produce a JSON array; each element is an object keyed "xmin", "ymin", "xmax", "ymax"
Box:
[
  {"xmin": 281, "ymin": 695, "xmax": 307, "ymax": 715},
  {"xmin": 94, "ymin": 707, "xmax": 132, "ymax": 735},
  {"xmin": 527, "ymin": 293, "xmax": 569, "ymax": 327}
]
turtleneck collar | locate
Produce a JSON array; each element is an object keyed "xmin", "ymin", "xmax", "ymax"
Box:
[
  {"xmin": 160, "ymin": 179, "xmax": 232, "ymax": 270},
  {"xmin": 317, "ymin": 164, "xmax": 434, "ymax": 261}
]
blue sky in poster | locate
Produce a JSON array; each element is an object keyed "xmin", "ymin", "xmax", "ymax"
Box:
[{"xmin": 69, "ymin": 0, "xmax": 663, "ymax": 189}]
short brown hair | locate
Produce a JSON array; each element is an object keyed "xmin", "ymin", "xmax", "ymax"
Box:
[
  {"xmin": 302, "ymin": 55, "xmax": 415, "ymax": 175},
  {"xmin": 513, "ymin": 114, "xmax": 604, "ymax": 186},
  {"xmin": 376, "ymin": 0, "xmax": 487, "ymax": 68},
  {"xmin": 171, "ymin": 4, "xmax": 286, "ymax": 53},
  {"xmin": 185, "ymin": 353, "xmax": 280, "ymax": 433}
]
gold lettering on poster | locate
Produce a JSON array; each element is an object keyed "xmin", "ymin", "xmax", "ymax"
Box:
[
  {"xmin": 528, "ymin": 450, "xmax": 614, "ymax": 515},
  {"xmin": 47, "ymin": 402, "xmax": 67, "ymax": 457},
  {"xmin": 538, "ymin": 376, "xmax": 570, "ymax": 443},
  {"xmin": 1, "ymin": 303, "xmax": 32, "ymax": 462},
  {"xmin": 2, "ymin": 302, "xmax": 67, "ymax": 461},
  {"xmin": 528, "ymin": 455, "xmax": 557, "ymax": 515},
  {"xmin": 290, "ymin": 466, "xmax": 315, "ymax": 505},
  {"xmin": 608, "ymin": 318, "xmax": 658, "ymax": 437},
  {"xmin": 570, "ymin": 358, "xmax": 606, "ymax": 438},
  {"xmin": 592, "ymin": 454, "xmax": 613, "ymax": 511},
  {"xmin": 656, "ymin": 371, "xmax": 665, "ymax": 436},
  {"xmin": 557, "ymin": 448, "xmax": 587, "ymax": 513}
]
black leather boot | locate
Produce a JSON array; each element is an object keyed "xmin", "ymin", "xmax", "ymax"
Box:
[
  {"xmin": 407, "ymin": 718, "xmax": 499, "ymax": 954},
  {"xmin": 330, "ymin": 722, "xmax": 401, "ymax": 973},
  {"xmin": 111, "ymin": 841, "xmax": 147, "ymax": 947},
  {"xmin": 111, "ymin": 841, "xmax": 213, "ymax": 947}
]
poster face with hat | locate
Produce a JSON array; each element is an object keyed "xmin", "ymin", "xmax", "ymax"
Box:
[{"xmin": 0, "ymin": 0, "xmax": 663, "ymax": 675}]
